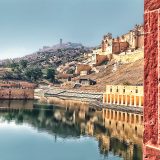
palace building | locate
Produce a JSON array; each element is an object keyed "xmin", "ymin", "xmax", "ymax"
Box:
[
  {"xmin": 102, "ymin": 25, "xmax": 144, "ymax": 54},
  {"xmin": 103, "ymin": 85, "xmax": 144, "ymax": 107}
]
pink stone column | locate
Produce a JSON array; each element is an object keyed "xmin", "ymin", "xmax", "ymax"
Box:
[{"xmin": 144, "ymin": 0, "xmax": 160, "ymax": 159}]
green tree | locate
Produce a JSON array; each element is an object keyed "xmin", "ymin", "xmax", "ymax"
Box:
[
  {"xmin": 66, "ymin": 68, "xmax": 75, "ymax": 74},
  {"xmin": 25, "ymin": 67, "xmax": 43, "ymax": 82},
  {"xmin": 10, "ymin": 61, "xmax": 19, "ymax": 71},
  {"xmin": 46, "ymin": 68, "xmax": 55, "ymax": 83},
  {"xmin": 20, "ymin": 60, "xmax": 28, "ymax": 69}
]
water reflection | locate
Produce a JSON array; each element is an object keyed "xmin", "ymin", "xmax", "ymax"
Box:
[{"xmin": 0, "ymin": 100, "xmax": 142, "ymax": 160}]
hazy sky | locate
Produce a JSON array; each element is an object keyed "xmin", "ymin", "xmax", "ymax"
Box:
[{"xmin": 0, "ymin": 0, "xmax": 144, "ymax": 60}]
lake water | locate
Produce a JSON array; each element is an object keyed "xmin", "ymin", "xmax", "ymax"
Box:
[{"xmin": 0, "ymin": 100, "xmax": 142, "ymax": 160}]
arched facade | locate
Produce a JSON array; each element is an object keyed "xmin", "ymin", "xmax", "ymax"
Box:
[{"xmin": 103, "ymin": 85, "xmax": 143, "ymax": 107}]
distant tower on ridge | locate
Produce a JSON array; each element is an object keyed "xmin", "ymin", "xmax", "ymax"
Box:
[{"xmin": 60, "ymin": 39, "xmax": 63, "ymax": 46}]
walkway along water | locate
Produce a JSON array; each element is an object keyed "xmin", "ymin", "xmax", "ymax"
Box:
[{"xmin": 35, "ymin": 87, "xmax": 143, "ymax": 115}]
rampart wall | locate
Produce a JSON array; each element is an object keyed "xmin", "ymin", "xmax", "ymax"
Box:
[{"xmin": 0, "ymin": 88, "xmax": 34, "ymax": 100}]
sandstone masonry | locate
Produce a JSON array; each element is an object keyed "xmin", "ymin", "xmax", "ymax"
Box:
[
  {"xmin": 144, "ymin": 0, "xmax": 160, "ymax": 159},
  {"xmin": 0, "ymin": 81, "xmax": 35, "ymax": 100}
]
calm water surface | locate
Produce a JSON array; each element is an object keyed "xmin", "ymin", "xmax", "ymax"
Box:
[{"xmin": 0, "ymin": 100, "xmax": 142, "ymax": 160}]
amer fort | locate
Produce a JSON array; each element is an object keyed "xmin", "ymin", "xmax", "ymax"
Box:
[
  {"xmin": 0, "ymin": 0, "xmax": 159, "ymax": 159},
  {"xmin": 103, "ymin": 85, "xmax": 143, "ymax": 107}
]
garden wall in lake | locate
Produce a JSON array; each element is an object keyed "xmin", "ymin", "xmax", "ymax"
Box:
[{"xmin": 0, "ymin": 89, "xmax": 34, "ymax": 100}]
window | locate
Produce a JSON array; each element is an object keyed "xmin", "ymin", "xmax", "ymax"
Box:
[{"xmin": 110, "ymin": 88, "xmax": 112, "ymax": 92}]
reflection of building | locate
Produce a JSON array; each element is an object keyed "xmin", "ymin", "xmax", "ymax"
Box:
[
  {"xmin": 0, "ymin": 101, "xmax": 143, "ymax": 160},
  {"xmin": 85, "ymin": 121, "xmax": 94, "ymax": 136},
  {"xmin": 102, "ymin": 109, "xmax": 143, "ymax": 125},
  {"xmin": 102, "ymin": 108, "xmax": 143, "ymax": 160},
  {"xmin": 103, "ymin": 85, "xmax": 144, "ymax": 107},
  {"xmin": 0, "ymin": 100, "xmax": 34, "ymax": 110},
  {"xmin": 96, "ymin": 134, "xmax": 110, "ymax": 156}
]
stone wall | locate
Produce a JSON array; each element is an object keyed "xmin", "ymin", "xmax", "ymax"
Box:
[
  {"xmin": 112, "ymin": 41, "xmax": 129, "ymax": 54},
  {"xmin": 112, "ymin": 50, "xmax": 144, "ymax": 64},
  {"xmin": 138, "ymin": 34, "xmax": 144, "ymax": 49},
  {"xmin": 75, "ymin": 64, "xmax": 91, "ymax": 75},
  {"xmin": 0, "ymin": 81, "xmax": 36, "ymax": 89},
  {"xmin": 144, "ymin": 0, "xmax": 160, "ymax": 159},
  {"xmin": 94, "ymin": 54, "xmax": 108, "ymax": 66},
  {"xmin": 0, "ymin": 89, "xmax": 34, "ymax": 100}
]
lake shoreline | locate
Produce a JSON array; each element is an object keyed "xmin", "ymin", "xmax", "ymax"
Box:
[{"xmin": 35, "ymin": 87, "xmax": 143, "ymax": 115}]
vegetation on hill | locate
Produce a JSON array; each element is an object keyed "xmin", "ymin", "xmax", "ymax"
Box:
[
  {"xmin": 0, "ymin": 42, "xmax": 91, "ymax": 83},
  {"xmin": 1, "ymin": 43, "xmax": 91, "ymax": 70},
  {"xmin": 0, "ymin": 40, "xmax": 144, "ymax": 90},
  {"xmin": 2, "ymin": 60, "xmax": 43, "ymax": 82}
]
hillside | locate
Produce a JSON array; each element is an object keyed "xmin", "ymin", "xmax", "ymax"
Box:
[
  {"xmin": 0, "ymin": 42, "xmax": 92, "ymax": 69},
  {"xmin": 0, "ymin": 41, "xmax": 144, "ymax": 92},
  {"xmin": 84, "ymin": 59, "xmax": 143, "ymax": 92},
  {"xmin": 61, "ymin": 58, "xmax": 144, "ymax": 92}
]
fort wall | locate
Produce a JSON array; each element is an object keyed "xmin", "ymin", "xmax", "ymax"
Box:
[
  {"xmin": 0, "ymin": 81, "xmax": 35, "ymax": 100},
  {"xmin": 92, "ymin": 54, "xmax": 108, "ymax": 66},
  {"xmin": 0, "ymin": 88, "xmax": 34, "ymax": 100},
  {"xmin": 112, "ymin": 41, "xmax": 129, "ymax": 54},
  {"xmin": 75, "ymin": 64, "xmax": 91, "ymax": 75},
  {"xmin": 112, "ymin": 50, "xmax": 144, "ymax": 64}
]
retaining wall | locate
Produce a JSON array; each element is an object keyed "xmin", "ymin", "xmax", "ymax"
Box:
[{"xmin": 0, "ymin": 89, "xmax": 34, "ymax": 100}]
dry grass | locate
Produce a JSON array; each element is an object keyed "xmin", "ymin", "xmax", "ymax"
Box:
[{"xmin": 61, "ymin": 58, "xmax": 144, "ymax": 92}]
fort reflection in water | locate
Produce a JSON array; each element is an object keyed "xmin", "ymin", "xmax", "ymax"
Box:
[{"xmin": 0, "ymin": 100, "xmax": 143, "ymax": 160}]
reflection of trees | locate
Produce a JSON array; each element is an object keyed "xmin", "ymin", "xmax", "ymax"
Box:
[
  {"xmin": 0, "ymin": 106, "xmax": 142, "ymax": 160},
  {"xmin": 133, "ymin": 144, "xmax": 142, "ymax": 160},
  {"xmin": 110, "ymin": 138, "xmax": 128, "ymax": 155},
  {"xmin": 1, "ymin": 109, "xmax": 82, "ymax": 138},
  {"xmin": 108, "ymin": 138, "xmax": 142, "ymax": 160},
  {"xmin": 98, "ymin": 138, "xmax": 109, "ymax": 157}
]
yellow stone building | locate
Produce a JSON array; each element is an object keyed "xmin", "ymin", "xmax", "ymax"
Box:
[
  {"xmin": 103, "ymin": 85, "xmax": 144, "ymax": 107},
  {"xmin": 91, "ymin": 49, "xmax": 112, "ymax": 66}
]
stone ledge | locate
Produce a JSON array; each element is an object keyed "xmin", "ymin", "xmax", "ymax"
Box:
[{"xmin": 145, "ymin": 0, "xmax": 160, "ymax": 11}]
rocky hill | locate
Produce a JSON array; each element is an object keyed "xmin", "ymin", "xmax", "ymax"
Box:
[
  {"xmin": 83, "ymin": 58, "xmax": 143, "ymax": 91},
  {"xmin": 0, "ymin": 42, "xmax": 92, "ymax": 69},
  {"xmin": 0, "ymin": 41, "xmax": 144, "ymax": 91},
  {"xmin": 61, "ymin": 56, "xmax": 144, "ymax": 92}
]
